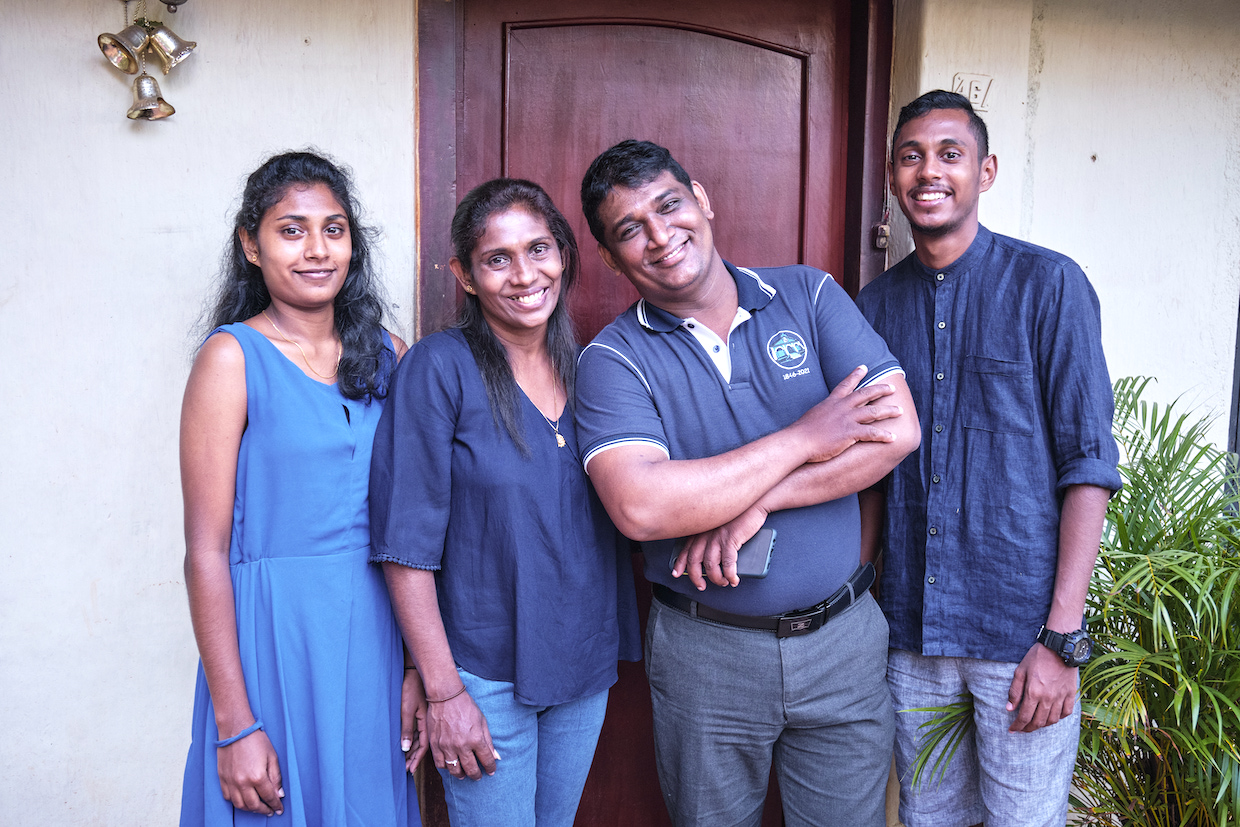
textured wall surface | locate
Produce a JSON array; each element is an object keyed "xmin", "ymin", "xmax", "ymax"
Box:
[
  {"xmin": 889, "ymin": 0, "xmax": 1240, "ymax": 443},
  {"xmin": 0, "ymin": 1, "xmax": 415, "ymax": 822}
]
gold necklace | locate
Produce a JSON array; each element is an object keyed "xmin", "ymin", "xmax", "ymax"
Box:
[
  {"xmin": 262, "ymin": 309, "xmax": 341, "ymax": 380},
  {"xmin": 540, "ymin": 384, "xmax": 566, "ymax": 448}
]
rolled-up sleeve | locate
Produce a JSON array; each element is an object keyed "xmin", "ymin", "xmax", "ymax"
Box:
[{"xmin": 1038, "ymin": 262, "xmax": 1123, "ymax": 494}]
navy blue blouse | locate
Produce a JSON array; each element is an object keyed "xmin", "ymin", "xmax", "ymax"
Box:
[
  {"xmin": 857, "ymin": 226, "xmax": 1122, "ymax": 663},
  {"xmin": 369, "ymin": 329, "xmax": 640, "ymax": 706}
]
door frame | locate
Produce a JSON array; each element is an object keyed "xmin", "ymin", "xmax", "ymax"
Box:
[{"xmin": 413, "ymin": 0, "xmax": 893, "ymax": 338}]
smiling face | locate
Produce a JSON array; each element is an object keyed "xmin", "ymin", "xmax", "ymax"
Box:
[
  {"xmin": 890, "ymin": 108, "xmax": 997, "ymax": 249},
  {"xmin": 450, "ymin": 207, "xmax": 564, "ymax": 342},
  {"xmin": 240, "ymin": 182, "xmax": 351, "ymax": 312},
  {"xmin": 594, "ymin": 170, "xmax": 723, "ymax": 308}
]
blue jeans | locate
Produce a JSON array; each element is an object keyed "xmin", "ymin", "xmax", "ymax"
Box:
[
  {"xmin": 887, "ymin": 649, "xmax": 1081, "ymax": 827},
  {"xmin": 645, "ymin": 591, "xmax": 894, "ymax": 827},
  {"xmin": 437, "ymin": 667, "xmax": 609, "ymax": 827}
]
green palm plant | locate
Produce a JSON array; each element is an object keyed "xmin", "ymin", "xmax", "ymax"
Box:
[
  {"xmin": 907, "ymin": 377, "xmax": 1240, "ymax": 825},
  {"xmin": 1073, "ymin": 377, "xmax": 1240, "ymax": 825}
]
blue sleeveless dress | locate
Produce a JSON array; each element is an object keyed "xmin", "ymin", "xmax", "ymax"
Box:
[{"xmin": 180, "ymin": 323, "xmax": 420, "ymax": 827}]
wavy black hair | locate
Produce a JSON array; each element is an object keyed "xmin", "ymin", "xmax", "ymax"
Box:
[
  {"xmin": 580, "ymin": 139, "xmax": 693, "ymax": 248},
  {"xmin": 206, "ymin": 150, "xmax": 394, "ymax": 400},
  {"xmin": 892, "ymin": 89, "xmax": 990, "ymax": 161},
  {"xmin": 449, "ymin": 178, "xmax": 580, "ymax": 455}
]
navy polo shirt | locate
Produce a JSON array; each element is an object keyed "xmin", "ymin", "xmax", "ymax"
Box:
[
  {"xmin": 856, "ymin": 226, "xmax": 1121, "ymax": 663},
  {"xmin": 576, "ymin": 262, "xmax": 902, "ymax": 616}
]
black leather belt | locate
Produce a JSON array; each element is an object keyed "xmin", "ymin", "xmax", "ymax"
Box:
[{"xmin": 652, "ymin": 562, "xmax": 875, "ymax": 638}]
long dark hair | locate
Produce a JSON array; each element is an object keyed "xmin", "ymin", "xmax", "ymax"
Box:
[
  {"xmin": 449, "ymin": 179, "xmax": 580, "ymax": 454},
  {"xmin": 206, "ymin": 150, "xmax": 394, "ymax": 401}
]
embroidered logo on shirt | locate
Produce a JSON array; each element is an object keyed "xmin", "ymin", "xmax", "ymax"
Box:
[{"xmin": 767, "ymin": 330, "xmax": 808, "ymax": 370}]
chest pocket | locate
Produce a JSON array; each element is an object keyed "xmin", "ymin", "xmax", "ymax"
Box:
[{"xmin": 962, "ymin": 355, "xmax": 1035, "ymax": 436}]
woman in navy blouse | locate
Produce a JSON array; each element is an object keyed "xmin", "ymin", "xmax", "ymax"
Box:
[{"xmin": 369, "ymin": 179, "xmax": 639, "ymax": 826}]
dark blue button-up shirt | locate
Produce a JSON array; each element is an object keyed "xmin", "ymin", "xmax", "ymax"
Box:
[{"xmin": 857, "ymin": 226, "xmax": 1121, "ymax": 663}]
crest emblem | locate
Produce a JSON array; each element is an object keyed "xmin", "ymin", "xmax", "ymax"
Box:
[{"xmin": 766, "ymin": 330, "xmax": 807, "ymax": 369}]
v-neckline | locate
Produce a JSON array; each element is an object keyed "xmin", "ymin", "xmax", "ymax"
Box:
[{"xmin": 518, "ymin": 384, "xmax": 567, "ymax": 424}]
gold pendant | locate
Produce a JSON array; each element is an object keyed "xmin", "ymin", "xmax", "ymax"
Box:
[{"xmin": 556, "ymin": 433, "xmax": 567, "ymax": 448}]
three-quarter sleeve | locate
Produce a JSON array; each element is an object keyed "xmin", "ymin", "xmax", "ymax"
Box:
[{"xmin": 369, "ymin": 338, "xmax": 462, "ymax": 569}]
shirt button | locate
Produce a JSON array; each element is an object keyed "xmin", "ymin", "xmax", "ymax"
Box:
[
  {"xmin": 936, "ymin": 372, "xmax": 945, "ymax": 380},
  {"xmin": 935, "ymin": 423, "xmax": 944, "ymax": 433},
  {"xmin": 687, "ymin": 323, "xmax": 695, "ymax": 329},
  {"xmin": 936, "ymin": 273, "xmax": 944, "ymax": 281},
  {"xmin": 928, "ymin": 526, "xmax": 938, "ymax": 536},
  {"xmin": 712, "ymin": 345, "xmax": 720, "ymax": 353},
  {"xmin": 937, "ymin": 321, "xmax": 946, "ymax": 329},
  {"xmin": 927, "ymin": 576, "xmax": 936, "ymax": 584},
  {"xmin": 932, "ymin": 474, "xmax": 941, "ymax": 484}
]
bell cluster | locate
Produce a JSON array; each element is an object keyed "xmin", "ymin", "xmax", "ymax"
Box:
[{"xmin": 98, "ymin": 12, "xmax": 196, "ymax": 121}]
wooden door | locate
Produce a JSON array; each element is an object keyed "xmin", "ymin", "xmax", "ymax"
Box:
[{"xmin": 415, "ymin": 2, "xmax": 892, "ymax": 824}]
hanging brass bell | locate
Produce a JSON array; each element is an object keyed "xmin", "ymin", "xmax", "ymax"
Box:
[
  {"xmin": 147, "ymin": 24, "xmax": 196, "ymax": 74},
  {"xmin": 127, "ymin": 73, "xmax": 175, "ymax": 120},
  {"xmin": 98, "ymin": 24, "xmax": 151, "ymax": 75}
]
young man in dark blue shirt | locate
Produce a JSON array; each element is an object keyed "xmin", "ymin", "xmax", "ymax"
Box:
[
  {"xmin": 856, "ymin": 90, "xmax": 1121, "ymax": 827},
  {"xmin": 575, "ymin": 139, "xmax": 921, "ymax": 826}
]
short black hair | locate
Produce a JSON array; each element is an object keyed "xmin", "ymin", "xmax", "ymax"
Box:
[
  {"xmin": 580, "ymin": 139, "xmax": 693, "ymax": 247},
  {"xmin": 892, "ymin": 90, "xmax": 990, "ymax": 160}
]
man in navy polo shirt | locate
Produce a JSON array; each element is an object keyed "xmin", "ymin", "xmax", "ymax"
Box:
[
  {"xmin": 856, "ymin": 91, "xmax": 1120, "ymax": 827},
  {"xmin": 575, "ymin": 139, "xmax": 921, "ymax": 826}
]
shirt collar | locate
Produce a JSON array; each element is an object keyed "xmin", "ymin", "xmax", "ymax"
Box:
[
  {"xmin": 908, "ymin": 224, "xmax": 993, "ymax": 284},
  {"xmin": 635, "ymin": 260, "xmax": 777, "ymax": 332}
]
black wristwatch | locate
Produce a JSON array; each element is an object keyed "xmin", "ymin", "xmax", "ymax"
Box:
[{"xmin": 1037, "ymin": 625, "xmax": 1093, "ymax": 667}]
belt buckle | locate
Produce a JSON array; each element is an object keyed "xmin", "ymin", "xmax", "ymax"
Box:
[{"xmin": 776, "ymin": 608, "xmax": 824, "ymax": 638}]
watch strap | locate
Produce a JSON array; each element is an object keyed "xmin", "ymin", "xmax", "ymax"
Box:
[{"xmin": 1037, "ymin": 625, "xmax": 1067, "ymax": 656}]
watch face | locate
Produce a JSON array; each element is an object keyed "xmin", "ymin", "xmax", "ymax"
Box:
[{"xmin": 1065, "ymin": 631, "xmax": 1093, "ymax": 666}]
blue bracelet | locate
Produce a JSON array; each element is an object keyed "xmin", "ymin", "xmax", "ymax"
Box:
[{"xmin": 215, "ymin": 720, "xmax": 263, "ymax": 748}]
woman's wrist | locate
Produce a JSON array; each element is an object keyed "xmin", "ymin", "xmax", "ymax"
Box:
[
  {"xmin": 213, "ymin": 705, "xmax": 258, "ymax": 738},
  {"xmin": 215, "ymin": 719, "xmax": 264, "ymax": 748},
  {"xmin": 425, "ymin": 684, "xmax": 467, "ymax": 704}
]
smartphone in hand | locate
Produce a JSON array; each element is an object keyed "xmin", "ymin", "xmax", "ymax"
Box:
[{"xmin": 670, "ymin": 528, "xmax": 777, "ymax": 579}]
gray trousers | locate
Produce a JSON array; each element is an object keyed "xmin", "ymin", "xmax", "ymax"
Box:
[{"xmin": 645, "ymin": 591, "xmax": 894, "ymax": 827}]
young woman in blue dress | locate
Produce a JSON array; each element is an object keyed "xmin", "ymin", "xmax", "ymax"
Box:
[
  {"xmin": 179, "ymin": 151, "xmax": 425, "ymax": 825},
  {"xmin": 369, "ymin": 179, "xmax": 640, "ymax": 826}
]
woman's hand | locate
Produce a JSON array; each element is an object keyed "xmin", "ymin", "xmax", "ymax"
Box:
[
  {"xmin": 216, "ymin": 727, "xmax": 284, "ymax": 815},
  {"xmin": 427, "ymin": 691, "xmax": 500, "ymax": 781},
  {"xmin": 400, "ymin": 669, "xmax": 429, "ymax": 773},
  {"xmin": 382, "ymin": 566, "xmax": 500, "ymax": 781}
]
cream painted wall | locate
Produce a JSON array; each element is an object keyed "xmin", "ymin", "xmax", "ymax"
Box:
[
  {"xmin": 889, "ymin": 0, "xmax": 1240, "ymax": 444},
  {"xmin": 0, "ymin": 0, "xmax": 415, "ymax": 822}
]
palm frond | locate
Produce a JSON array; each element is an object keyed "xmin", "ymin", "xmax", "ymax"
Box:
[
  {"xmin": 904, "ymin": 695, "xmax": 975, "ymax": 790},
  {"xmin": 1078, "ymin": 377, "xmax": 1240, "ymax": 826}
]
